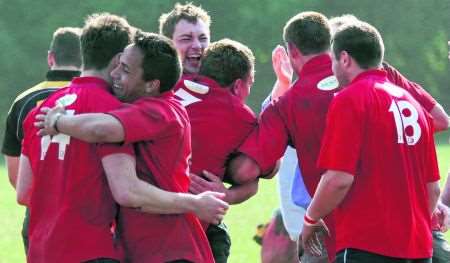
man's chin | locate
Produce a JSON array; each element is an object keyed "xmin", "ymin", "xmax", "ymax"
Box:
[{"xmin": 183, "ymin": 63, "xmax": 200, "ymax": 74}]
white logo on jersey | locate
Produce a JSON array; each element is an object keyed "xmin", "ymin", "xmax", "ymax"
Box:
[
  {"xmin": 184, "ymin": 80, "xmax": 210, "ymax": 94},
  {"xmin": 317, "ymin": 76, "xmax": 339, "ymax": 91},
  {"xmin": 175, "ymin": 80, "xmax": 209, "ymax": 107},
  {"xmin": 55, "ymin": 93, "xmax": 77, "ymax": 107},
  {"xmin": 40, "ymin": 93, "xmax": 78, "ymax": 160}
]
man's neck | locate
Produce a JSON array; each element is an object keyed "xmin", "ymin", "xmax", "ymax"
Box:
[
  {"xmin": 294, "ymin": 51, "xmax": 329, "ymax": 75},
  {"xmin": 50, "ymin": 65, "xmax": 80, "ymax": 71},
  {"xmin": 80, "ymin": 69, "xmax": 111, "ymax": 84}
]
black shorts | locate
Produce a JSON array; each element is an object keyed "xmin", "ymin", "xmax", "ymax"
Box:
[
  {"xmin": 206, "ymin": 222, "xmax": 231, "ymax": 263},
  {"xmin": 336, "ymin": 248, "xmax": 431, "ymax": 263}
]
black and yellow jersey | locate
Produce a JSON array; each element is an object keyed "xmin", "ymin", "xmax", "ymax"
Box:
[{"xmin": 1, "ymin": 70, "xmax": 80, "ymax": 156}]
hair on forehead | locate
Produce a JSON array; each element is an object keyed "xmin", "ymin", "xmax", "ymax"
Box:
[{"xmin": 159, "ymin": 2, "xmax": 211, "ymax": 38}]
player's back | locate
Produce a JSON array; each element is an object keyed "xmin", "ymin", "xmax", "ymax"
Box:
[
  {"xmin": 277, "ymin": 54, "xmax": 339, "ymax": 194},
  {"xmin": 325, "ymin": 69, "xmax": 438, "ymax": 258},
  {"xmin": 174, "ymin": 74, "xmax": 256, "ymax": 179},
  {"xmin": 22, "ymin": 77, "xmax": 122, "ymax": 263}
]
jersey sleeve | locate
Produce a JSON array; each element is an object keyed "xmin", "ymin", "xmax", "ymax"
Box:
[
  {"xmin": 318, "ymin": 92, "xmax": 364, "ymax": 175},
  {"xmin": 239, "ymin": 102, "xmax": 289, "ymax": 174},
  {"xmin": 20, "ymin": 107, "xmax": 38, "ymax": 157},
  {"xmin": 96, "ymin": 143, "xmax": 135, "ymax": 159},
  {"xmin": 383, "ymin": 62, "xmax": 437, "ymax": 112},
  {"xmin": 107, "ymin": 99, "xmax": 178, "ymax": 144},
  {"xmin": 1, "ymin": 103, "xmax": 21, "ymax": 156}
]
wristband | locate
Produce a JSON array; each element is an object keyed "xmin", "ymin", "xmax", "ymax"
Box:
[
  {"xmin": 53, "ymin": 113, "xmax": 63, "ymax": 133},
  {"xmin": 304, "ymin": 214, "xmax": 319, "ymax": 226}
]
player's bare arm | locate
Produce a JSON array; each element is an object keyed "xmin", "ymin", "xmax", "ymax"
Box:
[
  {"xmin": 227, "ymin": 153, "xmax": 262, "ymax": 184},
  {"xmin": 35, "ymin": 105, "xmax": 124, "ymax": 143},
  {"xmin": 301, "ymin": 170, "xmax": 353, "ymax": 255},
  {"xmin": 16, "ymin": 154, "xmax": 33, "ymax": 206},
  {"xmin": 102, "ymin": 153, "xmax": 229, "ymax": 224},
  {"xmin": 429, "ymin": 103, "xmax": 449, "ymax": 131},
  {"xmin": 4, "ymin": 155, "xmax": 19, "ymax": 188},
  {"xmin": 427, "ymin": 181, "xmax": 441, "ymax": 215},
  {"xmin": 189, "ymin": 170, "xmax": 259, "ymax": 204}
]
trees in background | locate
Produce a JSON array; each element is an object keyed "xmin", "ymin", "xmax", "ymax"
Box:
[{"xmin": 1, "ymin": 0, "xmax": 448, "ymax": 139}]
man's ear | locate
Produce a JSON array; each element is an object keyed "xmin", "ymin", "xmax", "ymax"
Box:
[
  {"xmin": 145, "ymin": 79, "xmax": 161, "ymax": 94},
  {"xmin": 287, "ymin": 42, "xmax": 301, "ymax": 59},
  {"xmin": 230, "ymin": 79, "xmax": 242, "ymax": 96},
  {"xmin": 340, "ymin": 50, "xmax": 351, "ymax": 68},
  {"xmin": 47, "ymin": 51, "xmax": 56, "ymax": 68}
]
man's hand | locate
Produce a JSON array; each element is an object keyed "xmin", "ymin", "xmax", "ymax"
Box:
[
  {"xmin": 301, "ymin": 220, "xmax": 329, "ymax": 257},
  {"xmin": 272, "ymin": 45, "xmax": 293, "ymax": 86},
  {"xmin": 192, "ymin": 191, "xmax": 229, "ymax": 224},
  {"xmin": 35, "ymin": 105, "xmax": 66, "ymax": 136},
  {"xmin": 433, "ymin": 202, "xmax": 450, "ymax": 232},
  {"xmin": 189, "ymin": 170, "xmax": 227, "ymax": 195}
]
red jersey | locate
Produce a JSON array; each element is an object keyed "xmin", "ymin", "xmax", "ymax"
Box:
[
  {"xmin": 239, "ymin": 54, "xmax": 339, "ymax": 260},
  {"xmin": 108, "ymin": 91, "xmax": 214, "ymax": 263},
  {"xmin": 22, "ymin": 77, "xmax": 126, "ymax": 263},
  {"xmin": 174, "ymin": 74, "xmax": 256, "ymax": 178},
  {"xmin": 383, "ymin": 62, "xmax": 437, "ymax": 112},
  {"xmin": 318, "ymin": 70, "xmax": 440, "ymax": 258}
]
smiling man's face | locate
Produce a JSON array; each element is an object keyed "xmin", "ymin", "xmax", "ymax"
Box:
[{"xmin": 172, "ymin": 19, "xmax": 210, "ymax": 74}]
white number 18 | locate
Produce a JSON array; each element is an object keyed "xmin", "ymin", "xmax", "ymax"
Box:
[{"xmin": 388, "ymin": 100, "xmax": 421, "ymax": 145}]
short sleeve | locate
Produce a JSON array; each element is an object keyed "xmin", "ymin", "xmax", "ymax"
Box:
[
  {"xmin": 96, "ymin": 143, "xmax": 135, "ymax": 159},
  {"xmin": 1, "ymin": 104, "xmax": 21, "ymax": 156},
  {"xmin": 107, "ymin": 99, "xmax": 178, "ymax": 144},
  {"xmin": 318, "ymin": 93, "xmax": 364, "ymax": 175},
  {"xmin": 239, "ymin": 102, "xmax": 289, "ymax": 174},
  {"xmin": 20, "ymin": 108, "xmax": 38, "ymax": 157}
]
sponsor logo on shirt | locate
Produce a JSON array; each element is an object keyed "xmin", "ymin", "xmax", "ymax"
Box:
[
  {"xmin": 56, "ymin": 94, "xmax": 77, "ymax": 107},
  {"xmin": 317, "ymin": 76, "xmax": 339, "ymax": 91},
  {"xmin": 184, "ymin": 80, "xmax": 209, "ymax": 94}
]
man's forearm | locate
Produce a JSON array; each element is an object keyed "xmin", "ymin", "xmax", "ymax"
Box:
[
  {"xmin": 4, "ymin": 155, "xmax": 19, "ymax": 188},
  {"xmin": 428, "ymin": 181, "xmax": 441, "ymax": 215},
  {"xmin": 442, "ymin": 173, "xmax": 450, "ymax": 207},
  {"xmin": 133, "ymin": 181, "xmax": 197, "ymax": 214},
  {"xmin": 57, "ymin": 113, "xmax": 124, "ymax": 143},
  {"xmin": 225, "ymin": 180, "xmax": 259, "ymax": 204},
  {"xmin": 306, "ymin": 170, "xmax": 354, "ymax": 220}
]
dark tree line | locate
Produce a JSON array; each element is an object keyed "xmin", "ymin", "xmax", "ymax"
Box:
[{"xmin": 1, "ymin": 0, "xmax": 448, "ymax": 140}]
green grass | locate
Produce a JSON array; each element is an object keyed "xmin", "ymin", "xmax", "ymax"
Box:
[{"xmin": 0, "ymin": 143, "xmax": 449, "ymax": 263}]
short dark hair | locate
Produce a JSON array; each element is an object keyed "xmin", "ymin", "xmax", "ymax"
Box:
[
  {"xmin": 159, "ymin": 2, "xmax": 210, "ymax": 39},
  {"xmin": 81, "ymin": 13, "xmax": 134, "ymax": 70},
  {"xmin": 283, "ymin": 11, "xmax": 330, "ymax": 55},
  {"xmin": 332, "ymin": 21, "xmax": 384, "ymax": 69},
  {"xmin": 329, "ymin": 14, "xmax": 359, "ymax": 35},
  {"xmin": 199, "ymin": 38, "xmax": 255, "ymax": 87},
  {"xmin": 134, "ymin": 31, "xmax": 181, "ymax": 93},
  {"xmin": 49, "ymin": 27, "xmax": 82, "ymax": 67}
]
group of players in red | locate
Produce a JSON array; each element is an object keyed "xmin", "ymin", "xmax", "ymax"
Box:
[{"xmin": 2, "ymin": 2, "xmax": 449, "ymax": 263}]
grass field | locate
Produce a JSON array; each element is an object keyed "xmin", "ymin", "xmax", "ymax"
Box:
[{"xmin": 0, "ymin": 142, "xmax": 449, "ymax": 263}]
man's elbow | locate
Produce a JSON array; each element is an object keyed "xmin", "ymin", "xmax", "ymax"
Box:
[
  {"xmin": 112, "ymin": 190, "xmax": 137, "ymax": 207},
  {"xmin": 324, "ymin": 171, "xmax": 354, "ymax": 192},
  {"xmin": 16, "ymin": 193, "xmax": 29, "ymax": 206},
  {"xmin": 228, "ymin": 154, "xmax": 261, "ymax": 184},
  {"xmin": 431, "ymin": 104, "xmax": 450, "ymax": 132}
]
